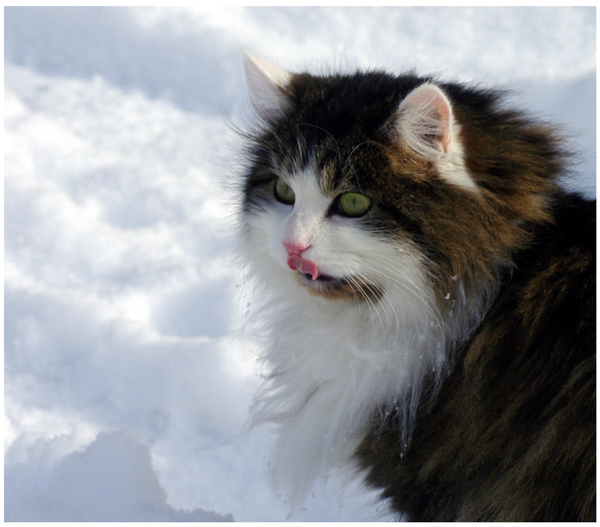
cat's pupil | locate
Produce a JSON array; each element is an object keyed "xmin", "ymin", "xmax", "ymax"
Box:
[
  {"xmin": 338, "ymin": 192, "xmax": 372, "ymax": 217},
  {"xmin": 274, "ymin": 178, "xmax": 295, "ymax": 205}
]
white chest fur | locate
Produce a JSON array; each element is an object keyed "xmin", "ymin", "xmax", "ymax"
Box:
[
  {"xmin": 243, "ymin": 174, "xmax": 448, "ymax": 504},
  {"xmin": 250, "ymin": 293, "xmax": 446, "ymax": 504}
]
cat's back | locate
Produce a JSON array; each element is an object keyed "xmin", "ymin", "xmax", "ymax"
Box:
[{"xmin": 358, "ymin": 192, "xmax": 596, "ymax": 521}]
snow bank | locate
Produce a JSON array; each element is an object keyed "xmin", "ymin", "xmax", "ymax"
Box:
[
  {"xmin": 6, "ymin": 430, "xmax": 234, "ymax": 521},
  {"xmin": 4, "ymin": 6, "xmax": 595, "ymax": 521}
]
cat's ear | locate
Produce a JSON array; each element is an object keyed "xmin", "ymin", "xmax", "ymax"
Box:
[
  {"xmin": 394, "ymin": 83, "xmax": 478, "ymax": 192},
  {"xmin": 395, "ymin": 83, "xmax": 455, "ymax": 158},
  {"xmin": 244, "ymin": 51, "xmax": 294, "ymax": 120}
]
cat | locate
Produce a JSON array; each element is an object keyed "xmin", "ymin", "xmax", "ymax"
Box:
[{"xmin": 239, "ymin": 52, "xmax": 595, "ymax": 521}]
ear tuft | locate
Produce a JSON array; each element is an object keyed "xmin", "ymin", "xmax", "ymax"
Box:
[
  {"xmin": 243, "ymin": 51, "xmax": 294, "ymax": 121},
  {"xmin": 396, "ymin": 83, "xmax": 455, "ymax": 158}
]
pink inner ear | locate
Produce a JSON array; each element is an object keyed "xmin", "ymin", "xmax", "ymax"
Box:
[
  {"xmin": 430, "ymin": 95, "xmax": 452, "ymax": 153},
  {"xmin": 398, "ymin": 83, "xmax": 454, "ymax": 155}
]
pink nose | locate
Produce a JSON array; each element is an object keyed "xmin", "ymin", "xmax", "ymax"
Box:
[{"xmin": 283, "ymin": 241, "xmax": 309, "ymax": 256}]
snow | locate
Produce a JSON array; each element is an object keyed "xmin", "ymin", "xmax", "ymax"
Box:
[{"xmin": 4, "ymin": 6, "xmax": 595, "ymax": 522}]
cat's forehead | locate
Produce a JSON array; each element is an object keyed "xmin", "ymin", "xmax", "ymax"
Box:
[
  {"xmin": 268, "ymin": 125, "xmax": 395, "ymax": 196},
  {"xmin": 275, "ymin": 143, "xmax": 386, "ymax": 196},
  {"xmin": 288, "ymin": 164, "xmax": 335, "ymax": 205}
]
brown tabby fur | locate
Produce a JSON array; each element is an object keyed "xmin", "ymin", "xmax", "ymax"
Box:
[{"xmin": 356, "ymin": 193, "xmax": 595, "ymax": 521}]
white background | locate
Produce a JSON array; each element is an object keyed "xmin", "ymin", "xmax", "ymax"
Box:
[{"xmin": 4, "ymin": 6, "xmax": 595, "ymax": 521}]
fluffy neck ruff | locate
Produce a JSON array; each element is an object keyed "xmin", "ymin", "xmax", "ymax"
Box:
[{"xmin": 247, "ymin": 265, "xmax": 462, "ymax": 505}]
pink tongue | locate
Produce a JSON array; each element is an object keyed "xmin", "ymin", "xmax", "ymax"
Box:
[{"xmin": 287, "ymin": 255, "xmax": 320, "ymax": 280}]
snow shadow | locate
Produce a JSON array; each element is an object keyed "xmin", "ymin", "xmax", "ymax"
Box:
[
  {"xmin": 5, "ymin": 430, "xmax": 234, "ymax": 521},
  {"xmin": 5, "ymin": 6, "xmax": 245, "ymax": 116}
]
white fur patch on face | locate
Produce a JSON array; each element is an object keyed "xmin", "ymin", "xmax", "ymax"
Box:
[
  {"xmin": 241, "ymin": 166, "xmax": 450, "ymax": 505},
  {"xmin": 280, "ymin": 170, "xmax": 332, "ymax": 262},
  {"xmin": 246, "ymin": 168, "xmax": 426, "ymax": 294}
]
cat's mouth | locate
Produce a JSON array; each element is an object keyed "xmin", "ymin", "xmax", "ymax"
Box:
[
  {"xmin": 298, "ymin": 269, "xmax": 347, "ymax": 289},
  {"xmin": 296, "ymin": 270, "xmax": 382, "ymax": 302},
  {"xmin": 308, "ymin": 272, "xmax": 337, "ymax": 283},
  {"xmin": 296, "ymin": 269, "xmax": 344, "ymax": 285},
  {"xmin": 286, "ymin": 254, "xmax": 381, "ymax": 301}
]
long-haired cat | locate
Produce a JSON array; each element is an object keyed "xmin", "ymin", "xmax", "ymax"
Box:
[{"xmin": 239, "ymin": 52, "xmax": 595, "ymax": 521}]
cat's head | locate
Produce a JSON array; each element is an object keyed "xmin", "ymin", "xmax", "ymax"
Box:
[{"xmin": 240, "ymin": 53, "xmax": 563, "ymax": 311}]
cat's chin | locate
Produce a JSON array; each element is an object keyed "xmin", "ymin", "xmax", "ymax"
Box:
[{"xmin": 294, "ymin": 270, "xmax": 382, "ymax": 302}]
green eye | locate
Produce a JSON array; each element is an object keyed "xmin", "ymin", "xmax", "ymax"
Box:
[
  {"xmin": 274, "ymin": 178, "xmax": 295, "ymax": 205},
  {"xmin": 338, "ymin": 192, "xmax": 372, "ymax": 217}
]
